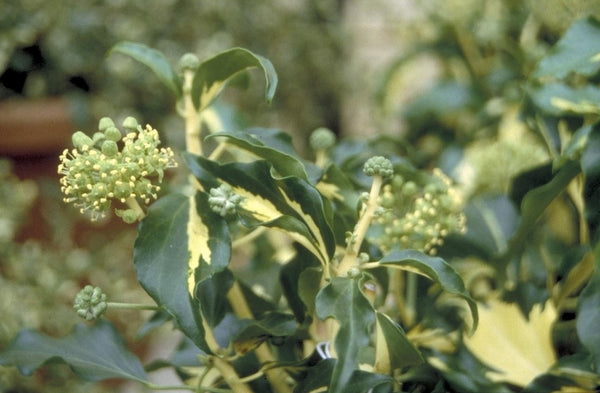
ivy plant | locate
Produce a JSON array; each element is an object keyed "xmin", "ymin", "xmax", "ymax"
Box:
[{"xmin": 2, "ymin": 14, "xmax": 600, "ymax": 392}]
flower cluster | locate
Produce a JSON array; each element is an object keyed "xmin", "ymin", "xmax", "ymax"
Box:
[
  {"xmin": 73, "ymin": 285, "xmax": 107, "ymax": 321},
  {"xmin": 375, "ymin": 168, "xmax": 466, "ymax": 255},
  {"xmin": 363, "ymin": 156, "xmax": 394, "ymax": 179},
  {"xmin": 58, "ymin": 117, "xmax": 177, "ymax": 222}
]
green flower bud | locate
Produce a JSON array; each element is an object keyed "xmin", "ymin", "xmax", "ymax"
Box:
[
  {"xmin": 122, "ymin": 116, "xmax": 139, "ymax": 131},
  {"xmin": 309, "ymin": 127, "xmax": 336, "ymax": 151},
  {"xmin": 73, "ymin": 285, "xmax": 107, "ymax": 321},
  {"xmin": 363, "ymin": 156, "xmax": 394, "ymax": 179},
  {"xmin": 115, "ymin": 208, "xmax": 140, "ymax": 224},
  {"xmin": 179, "ymin": 53, "xmax": 200, "ymax": 72},
  {"xmin": 72, "ymin": 131, "xmax": 94, "ymax": 150},
  {"xmin": 101, "ymin": 140, "xmax": 118, "ymax": 157},
  {"xmin": 402, "ymin": 181, "xmax": 418, "ymax": 197},
  {"xmin": 104, "ymin": 126, "xmax": 122, "ymax": 142},
  {"xmin": 98, "ymin": 117, "xmax": 115, "ymax": 131},
  {"xmin": 92, "ymin": 132, "xmax": 106, "ymax": 144},
  {"xmin": 208, "ymin": 184, "xmax": 243, "ymax": 218}
]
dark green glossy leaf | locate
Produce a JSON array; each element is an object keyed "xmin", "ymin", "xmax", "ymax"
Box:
[
  {"xmin": 183, "ymin": 154, "xmax": 335, "ymax": 265},
  {"xmin": 378, "ymin": 249, "xmax": 478, "ymax": 332},
  {"xmin": 135, "ymin": 192, "xmax": 231, "ymax": 353},
  {"xmin": 460, "ymin": 195, "xmax": 520, "ymax": 258},
  {"xmin": 316, "ymin": 276, "xmax": 376, "ymax": 393},
  {"xmin": 506, "ymin": 160, "xmax": 581, "ymax": 259},
  {"xmin": 0, "ymin": 320, "xmax": 147, "ymax": 383},
  {"xmin": 196, "ymin": 268, "xmax": 234, "ymax": 328},
  {"xmin": 527, "ymin": 83, "xmax": 600, "ymax": 116},
  {"xmin": 533, "ymin": 17, "xmax": 600, "ymax": 79},
  {"xmin": 374, "ymin": 312, "xmax": 423, "ymax": 373},
  {"xmin": 207, "ymin": 128, "xmax": 308, "ymax": 180},
  {"xmin": 191, "ymin": 47, "xmax": 277, "ymax": 111},
  {"xmin": 109, "ymin": 41, "xmax": 182, "ymax": 97},
  {"xmin": 233, "ymin": 312, "xmax": 297, "ymax": 355},
  {"xmin": 576, "ymin": 243, "xmax": 600, "ymax": 356},
  {"xmin": 280, "ymin": 245, "xmax": 321, "ymax": 323}
]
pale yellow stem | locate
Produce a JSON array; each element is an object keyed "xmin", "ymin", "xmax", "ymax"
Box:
[
  {"xmin": 337, "ymin": 175, "xmax": 383, "ymax": 276},
  {"xmin": 227, "ymin": 282, "xmax": 292, "ymax": 393},
  {"xmin": 125, "ymin": 196, "xmax": 145, "ymax": 219},
  {"xmin": 183, "ymin": 70, "xmax": 202, "ymax": 155}
]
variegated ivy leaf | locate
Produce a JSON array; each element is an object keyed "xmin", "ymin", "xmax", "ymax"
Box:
[
  {"xmin": 374, "ymin": 312, "xmax": 423, "ymax": 374},
  {"xmin": 191, "ymin": 47, "xmax": 277, "ymax": 111},
  {"xmin": 206, "ymin": 128, "xmax": 309, "ymax": 180},
  {"xmin": 183, "ymin": 153, "xmax": 335, "ymax": 266},
  {"xmin": 134, "ymin": 192, "xmax": 231, "ymax": 352}
]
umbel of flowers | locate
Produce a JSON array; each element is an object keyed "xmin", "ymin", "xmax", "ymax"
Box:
[
  {"xmin": 57, "ymin": 117, "xmax": 177, "ymax": 223},
  {"xmin": 375, "ymin": 167, "xmax": 466, "ymax": 255}
]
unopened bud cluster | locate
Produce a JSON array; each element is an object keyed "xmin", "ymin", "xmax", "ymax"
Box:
[
  {"xmin": 376, "ymin": 168, "xmax": 466, "ymax": 255},
  {"xmin": 58, "ymin": 117, "xmax": 177, "ymax": 221},
  {"xmin": 73, "ymin": 285, "xmax": 107, "ymax": 321},
  {"xmin": 208, "ymin": 183, "xmax": 243, "ymax": 218}
]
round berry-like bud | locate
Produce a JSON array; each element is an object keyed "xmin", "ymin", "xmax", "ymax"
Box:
[
  {"xmin": 402, "ymin": 181, "xmax": 418, "ymax": 197},
  {"xmin": 179, "ymin": 53, "xmax": 200, "ymax": 72},
  {"xmin": 92, "ymin": 132, "xmax": 105, "ymax": 144},
  {"xmin": 363, "ymin": 156, "xmax": 394, "ymax": 179},
  {"xmin": 72, "ymin": 131, "xmax": 94, "ymax": 149},
  {"xmin": 104, "ymin": 126, "xmax": 122, "ymax": 142},
  {"xmin": 309, "ymin": 127, "xmax": 336, "ymax": 151},
  {"xmin": 122, "ymin": 116, "xmax": 139, "ymax": 131},
  {"xmin": 101, "ymin": 140, "xmax": 118, "ymax": 157},
  {"xmin": 73, "ymin": 285, "xmax": 107, "ymax": 321},
  {"xmin": 98, "ymin": 117, "xmax": 115, "ymax": 131}
]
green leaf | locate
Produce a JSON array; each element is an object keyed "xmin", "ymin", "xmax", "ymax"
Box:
[
  {"xmin": 183, "ymin": 154, "xmax": 335, "ymax": 265},
  {"xmin": 135, "ymin": 192, "xmax": 231, "ymax": 352},
  {"xmin": 196, "ymin": 268, "xmax": 234, "ymax": 328},
  {"xmin": 378, "ymin": 249, "xmax": 478, "ymax": 333},
  {"xmin": 233, "ymin": 312, "xmax": 297, "ymax": 355},
  {"xmin": 374, "ymin": 312, "xmax": 423, "ymax": 374},
  {"xmin": 527, "ymin": 83, "xmax": 600, "ymax": 116},
  {"xmin": 316, "ymin": 276, "xmax": 376, "ymax": 393},
  {"xmin": 506, "ymin": 161, "xmax": 581, "ymax": 259},
  {"xmin": 533, "ymin": 17, "xmax": 600, "ymax": 79},
  {"xmin": 581, "ymin": 124, "xmax": 600, "ymax": 244},
  {"xmin": 191, "ymin": 47, "xmax": 277, "ymax": 111},
  {"xmin": 207, "ymin": 128, "xmax": 308, "ymax": 180},
  {"xmin": 109, "ymin": 41, "xmax": 182, "ymax": 97},
  {"xmin": 577, "ymin": 244, "xmax": 600, "ymax": 356},
  {"xmin": 280, "ymin": 245, "xmax": 321, "ymax": 323},
  {"xmin": 459, "ymin": 195, "xmax": 520, "ymax": 258},
  {"xmin": 0, "ymin": 320, "xmax": 147, "ymax": 383}
]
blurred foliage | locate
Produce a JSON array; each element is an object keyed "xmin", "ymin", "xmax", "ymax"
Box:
[
  {"xmin": 0, "ymin": 159, "xmax": 153, "ymax": 392},
  {"xmin": 0, "ymin": 0, "xmax": 349, "ymax": 143}
]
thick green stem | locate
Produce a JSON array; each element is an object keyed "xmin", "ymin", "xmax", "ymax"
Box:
[{"xmin": 337, "ymin": 175, "xmax": 383, "ymax": 276}]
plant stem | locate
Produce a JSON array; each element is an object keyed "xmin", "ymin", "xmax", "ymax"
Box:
[
  {"xmin": 337, "ymin": 174, "xmax": 383, "ymax": 276},
  {"xmin": 210, "ymin": 356, "xmax": 254, "ymax": 393},
  {"xmin": 106, "ymin": 302, "xmax": 160, "ymax": 311},
  {"xmin": 232, "ymin": 227, "xmax": 267, "ymax": 249},
  {"xmin": 226, "ymin": 282, "xmax": 292, "ymax": 393},
  {"xmin": 125, "ymin": 196, "xmax": 145, "ymax": 219},
  {"xmin": 183, "ymin": 69, "xmax": 202, "ymax": 155}
]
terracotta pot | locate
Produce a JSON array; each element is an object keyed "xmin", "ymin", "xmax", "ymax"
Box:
[{"xmin": 0, "ymin": 97, "xmax": 79, "ymax": 156}]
